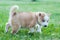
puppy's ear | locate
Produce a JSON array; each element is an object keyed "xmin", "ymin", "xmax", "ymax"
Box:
[{"xmin": 39, "ymin": 13, "xmax": 41, "ymax": 16}]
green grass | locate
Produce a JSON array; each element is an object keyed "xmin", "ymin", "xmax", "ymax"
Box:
[{"xmin": 0, "ymin": 1, "xmax": 60, "ymax": 40}]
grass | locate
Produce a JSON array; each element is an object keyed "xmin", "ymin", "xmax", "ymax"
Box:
[{"xmin": 0, "ymin": 1, "xmax": 60, "ymax": 40}]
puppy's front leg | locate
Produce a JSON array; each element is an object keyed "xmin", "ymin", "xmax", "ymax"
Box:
[
  {"xmin": 35, "ymin": 24, "xmax": 42, "ymax": 33},
  {"xmin": 28, "ymin": 27, "xmax": 35, "ymax": 33},
  {"xmin": 28, "ymin": 20, "xmax": 36, "ymax": 33}
]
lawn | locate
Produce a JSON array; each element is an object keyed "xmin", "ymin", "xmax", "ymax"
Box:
[{"xmin": 0, "ymin": 0, "xmax": 60, "ymax": 40}]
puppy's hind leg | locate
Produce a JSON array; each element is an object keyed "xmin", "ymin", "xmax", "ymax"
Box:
[
  {"xmin": 11, "ymin": 24, "xmax": 20, "ymax": 34},
  {"xmin": 5, "ymin": 22, "xmax": 10, "ymax": 33}
]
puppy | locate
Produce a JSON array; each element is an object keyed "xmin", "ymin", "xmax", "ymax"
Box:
[{"xmin": 5, "ymin": 5, "xmax": 50, "ymax": 34}]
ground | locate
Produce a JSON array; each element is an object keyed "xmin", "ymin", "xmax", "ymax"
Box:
[{"xmin": 0, "ymin": 0, "xmax": 60, "ymax": 40}]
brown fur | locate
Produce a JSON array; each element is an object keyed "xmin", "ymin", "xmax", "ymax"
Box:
[
  {"xmin": 10, "ymin": 12, "xmax": 38, "ymax": 33},
  {"xmin": 40, "ymin": 13, "xmax": 45, "ymax": 22},
  {"xmin": 5, "ymin": 5, "xmax": 47, "ymax": 34}
]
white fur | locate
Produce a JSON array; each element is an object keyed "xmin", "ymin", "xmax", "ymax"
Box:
[
  {"xmin": 28, "ymin": 27, "xmax": 35, "ymax": 33},
  {"xmin": 5, "ymin": 23, "xmax": 10, "ymax": 32},
  {"xmin": 42, "ymin": 15, "xmax": 49, "ymax": 26},
  {"xmin": 35, "ymin": 24, "xmax": 42, "ymax": 33},
  {"xmin": 44, "ymin": 15, "xmax": 49, "ymax": 21}
]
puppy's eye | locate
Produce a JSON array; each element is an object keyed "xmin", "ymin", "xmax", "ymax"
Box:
[{"xmin": 42, "ymin": 20, "xmax": 45, "ymax": 22}]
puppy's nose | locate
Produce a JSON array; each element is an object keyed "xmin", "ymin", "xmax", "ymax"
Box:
[{"xmin": 44, "ymin": 25, "xmax": 47, "ymax": 27}]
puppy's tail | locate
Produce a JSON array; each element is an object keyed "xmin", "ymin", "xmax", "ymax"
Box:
[{"xmin": 9, "ymin": 5, "xmax": 19, "ymax": 16}]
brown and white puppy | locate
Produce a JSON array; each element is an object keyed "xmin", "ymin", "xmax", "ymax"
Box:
[{"xmin": 5, "ymin": 5, "xmax": 50, "ymax": 34}]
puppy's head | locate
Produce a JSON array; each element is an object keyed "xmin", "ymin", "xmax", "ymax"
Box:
[{"xmin": 37, "ymin": 12, "xmax": 50, "ymax": 27}]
